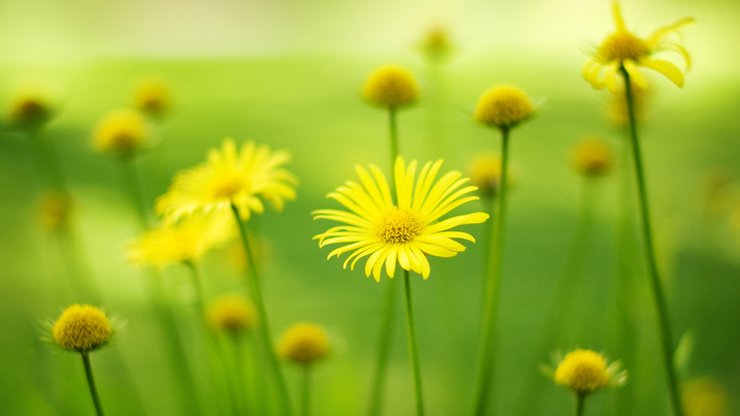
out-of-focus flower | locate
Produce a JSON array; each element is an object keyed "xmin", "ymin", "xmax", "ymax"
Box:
[
  {"xmin": 474, "ymin": 86, "xmax": 534, "ymax": 130},
  {"xmin": 362, "ymin": 65, "xmax": 419, "ymax": 109},
  {"xmin": 7, "ymin": 90, "xmax": 54, "ymax": 131},
  {"xmin": 552, "ymin": 349, "xmax": 627, "ymax": 396},
  {"xmin": 278, "ymin": 323, "xmax": 330, "ymax": 364},
  {"xmin": 134, "ymin": 78, "xmax": 171, "ymax": 118},
  {"xmin": 93, "ymin": 109, "xmax": 151, "ymax": 158},
  {"xmin": 683, "ymin": 378, "xmax": 730, "ymax": 416},
  {"xmin": 38, "ymin": 191, "xmax": 73, "ymax": 232},
  {"xmin": 208, "ymin": 294, "xmax": 257, "ymax": 334},
  {"xmin": 418, "ymin": 25, "xmax": 453, "ymax": 62},
  {"xmin": 571, "ymin": 138, "xmax": 613, "ymax": 177}
]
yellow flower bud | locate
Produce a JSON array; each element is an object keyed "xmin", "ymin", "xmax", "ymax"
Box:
[
  {"xmin": 208, "ymin": 294, "xmax": 257, "ymax": 334},
  {"xmin": 362, "ymin": 65, "xmax": 419, "ymax": 109},
  {"xmin": 571, "ymin": 138, "xmax": 613, "ymax": 177},
  {"xmin": 278, "ymin": 323, "xmax": 330, "ymax": 364},
  {"xmin": 474, "ymin": 86, "xmax": 533, "ymax": 129},
  {"xmin": 93, "ymin": 109, "xmax": 151, "ymax": 158},
  {"xmin": 52, "ymin": 305, "xmax": 112, "ymax": 352}
]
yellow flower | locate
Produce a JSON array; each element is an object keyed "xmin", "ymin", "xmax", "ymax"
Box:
[
  {"xmin": 314, "ymin": 157, "xmax": 489, "ymax": 281},
  {"xmin": 7, "ymin": 90, "xmax": 54, "ymax": 131},
  {"xmin": 52, "ymin": 305, "xmax": 112, "ymax": 352},
  {"xmin": 208, "ymin": 294, "xmax": 257, "ymax": 334},
  {"xmin": 38, "ymin": 191, "xmax": 73, "ymax": 231},
  {"xmin": 606, "ymin": 80, "xmax": 650, "ymax": 127},
  {"xmin": 127, "ymin": 213, "xmax": 232, "ymax": 269},
  {"xmin": 134, "ymin": 78, "xmax": 171, "ymax": 118},
  {"xmin": 419, "ymin": 25, "xmax": 453, "ymax": 61},
  {"xmin": 156, "ymin": 138, "xmax": 297, "ymax": 222},
  {"xmin": 554, "ymin": 349, "xmax": 626, "ymax": 395},
  {"xmin": 583, "ymin": 1, "xmax": 694, "ymax": 91},
  {"xmin": 683, "ymin": 378, "xmax": 730, "ymax": 416},
  {"xmin": 469, "ymin": 153, "xmax": 504, "ymax": 197},
  {"xmin": 362, "ymin": 65, "xmax": 419, "ymax": 109},
  {"xmin": 474, "ymin": 86, "xmax": 534, "ymax": 129},
  {"xmin": 571, "ymin": 138, "xmax": 613, "ymax": 177},
  {"xmin": 93, "ymin": 108, "xmax": 151, "ymax": 158},
  {"xmin": 278, "ymin": 323, "xmax": 330, "ymax": 364}
]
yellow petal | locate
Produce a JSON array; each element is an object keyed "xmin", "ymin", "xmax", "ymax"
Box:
[
  {"xmin": 640, "ymin": 58, "xmax": 684, "ymax": 87},
  {"xmin": 648, "ymin": 17, "xmax": 695, "ymax": 46},
  {"xmin": 623, "ymin": 60, "xmax": 648, "ymax": 89},
  {"xmin": 659, "ymin": 42, "xmax": 692, "ymax": 70},
  {"xmin": 611, "ymin": 1, "xmax": 626, "ymax": 31}
]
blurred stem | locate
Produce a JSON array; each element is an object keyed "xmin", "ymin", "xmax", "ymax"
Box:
[
  {"xmin": 120, "ymin": 158, "xmax": 150, "ymax": 229},
  {"xmin": 81, "ymin": 352, "xmax": 105, "ymax": 416},
  {"xmin": 301, "ymin": 364, "xmax": 311, "ymax": 416},
  {"xmin": 620, "ymin": 65, "xmax": 683, "ymax": 416},
  {"xmin": 479, "ymin": 195, "xmax": 495, "ymax": 315},
  {"xmin": 185, "ymin": 261, "xmax": 207, "ymax": 322},
  {"xmin": 575, "ymin": 394, "xmax": 585, "ymax": 416},
  {"xmin": 231, "ymin": 204, "xmax": 292, "ymax": 416},
  {"xmin": 473, "ymin": 127, "xmax": 510, "ymax": 415},
  {"xmin": 388, "ymin": 108, "xmax": 398, "ymax": 165},
  {"xmin": 403, "ymin": 270, "xmax": 425, "ymax": 416},
  {"xmin": 230, "ymin": 334, "xmax": 251, "ymax": 415}
]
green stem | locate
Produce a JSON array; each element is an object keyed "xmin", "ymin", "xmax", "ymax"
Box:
[
  {"xmin": 473, "ymin": 127, "xmax": 510, "ymax": 415},
  {"xmin": 185, "ymin": 261, "xmax": 207, "ymax": 322},
  {"xmin": 231, "ymin": 204, "xmax": 292, "ymax": 416},
  {"xmin": 575, "ymin": 394, "xmax": 585, "ymax": 416},
  {"xmin": 388, "ymin": 108, "xmax": 399, "ymax": 164},
  {"xmin": 120, "ymin": 158, "xmax": 150, "ymax": 229},
  {"xmin": 81, "ymin": 352, "xmax": 105, "ymax": 416},
  {"xmin": 620, "ymin": 65, "xmax": 684, "ymax": 416},
  {"xmin": 301, "ymin": 364, "xmax": 311, "ymax": 416},
  {"xmin": 403, "ymin": 270, "xmax": 425, "ymax": 416},
  {"xmin": 479, "ymin": 195, "xmax": 495, "ymax": 315}
]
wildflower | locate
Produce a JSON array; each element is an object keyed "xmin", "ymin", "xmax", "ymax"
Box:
[
  {"xmin": 606, "ymin": 80, "xmax": 650, "ymax": 126},
  {"xmin": 7, "ymin": 90, "xmax": 54, "ymax": 131},
  {"xmin": 134, "ymin": 78, "xmax": 171, "ymax": 118},
  {"xmin": 314, "ymin": 157, "xmax": 488, "ymax": 281},
  {"xmin": 583, "ymin": 1, "xmax": 694, "ymax": 91},
  {"xmin": 571, "ymin": 138, "xmax": 613, "ymax": 177},
  {"xmin": 474, "ymin": 86, "xmax": 534, "ymax": 130},
  {"xmin": 52, "ymin": 304, "xmax": 112, "ymax": 353},
  {"xmin": 208, "ymin": 294, "xmax": 257, "ymax": 334},
  {"xmin": 278, "ymin": 323, "xmax": 330, "ymax": 364},
  {"xmin": 419, "ymin": 26, "xmax": 453, "ymax": 62},
  {"xmin": 683, "ymin": 378, "xmax": 730, "ymax": 416},
  {"xmin": 362, "ymin": 66, "xmax": 419, "ymax": 109},
  {"xmin": 553, "ymin": 349, "xmax": 627, "ymax": 396},
  {"xmin": 39, "ymin": 191, "xmax": 73, "ymax": 231},
  {"xmin": 469, "ymin": 153, "xmax": 505, "ymax": 197},
  {"xmin": 93, "ymin": 109, "xmax": 151, "ymax": 158},
  {"xmin": 156, "ymin": 138, "xmax": 297, "ymax": 222}
]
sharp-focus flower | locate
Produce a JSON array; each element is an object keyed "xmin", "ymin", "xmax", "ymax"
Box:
[
  {"xmin": 208, "ymin": 294, "xmax": 257, "ymax": 334},
  {"xmin": 553, "ymin": 349, "xmax": 627, "ymax": 396},
  {"xmin": 583, "ymin": 1, "xmax": 694, "ymax": 91},
  {"xmin": 571, "ymin": 138, "xmax": 613, "ymax": 177},
  {"xmin": 474, "ymin": 86, "xmax": 534, "ymax": 130},
  {"xmin": 93, "ymin": 108, "xmax": 151, "ymax": 158},
  {"xmin": 51, "ymin": 305, "xmax": 113, "ymax": 353},
  {"xmin": 127, "ymin": 213, "xmax": 232, "ymax": 269},
  {"xmin": 278, "ymin": 323, "xmax": 330, "ymax": 364},
  {"xmin": 362, "ymin": 65, "xmax": 419, "ymax": 109},
  {"xmin": 156, "ymin": 138, "xmax": 297, "ymax": 223},
  {"xmin": 314, "ymin": 157, "xmax": 489, "ymax": 281},
  {"xmin": 134, "ymin": 78, "xmax": 171, "ymax": 118},
  {"xmin": 7, "ymin": 89, "xmax": 54, "ymax": 131}
]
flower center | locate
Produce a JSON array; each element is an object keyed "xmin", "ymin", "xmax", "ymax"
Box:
[
  {"xmin": 377, "ymin": 209, "xmax": 423, "ymax": 244},
  {"xmin": 598, "ymin": 30, "xmax": 649, "ymax": 62},
  {"xmin": 210, "ymin": 172, "xmax": 246, "ymax": 199}
]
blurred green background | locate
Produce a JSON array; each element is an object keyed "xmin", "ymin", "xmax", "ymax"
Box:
[{"xmin": 1, "ymin": 0, "xmax": 739, "ymax": 414}]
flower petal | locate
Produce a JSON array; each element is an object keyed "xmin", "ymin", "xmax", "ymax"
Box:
[{"xmin": 640, "ymin": 58, "xmax": 684, "ymax": 87}]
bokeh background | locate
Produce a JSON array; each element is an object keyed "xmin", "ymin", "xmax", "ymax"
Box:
[{"xmin": 1, "ymin": 0, "xmax": 739, "ymax": 414}]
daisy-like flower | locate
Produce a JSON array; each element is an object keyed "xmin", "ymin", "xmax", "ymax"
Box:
[
  {"xmin": 156, "ymin": 138, "xmax": 297, "ymax": 223},
  {"xmin": 314, "ymin": 157, "xmax": 489, "ymax": 281},
  {"xmin": 583, "ymin": 1, "xmax": 694, "ymax": 91},
  {"xmin": 553, "ymin": 349, "xmax": 627, "ymax": 396}
]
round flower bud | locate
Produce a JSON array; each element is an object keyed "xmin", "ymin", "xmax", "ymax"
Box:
[
  {"xmin": 362, "ymin": 65, "xmax": 419, "ymax": 109},
  {"xmin": 208, "ymin": 294, "xmax": 257, "ymax": 334},
  {"xmin": 93, "ymin": 109, "xmax": 151, "ymax": 158},
  {"xmin": 278, "ymin": 323, "xmax": 330, "ymax": 364},
  {"xmin": 469, "ymin": 153, "xmax": 503, "ymax": 197},
  {"xmin": 419, "ymin": 26, "xmax": 453, "ymax": 62},
  {"xmin": 683, "ymin": 378, "xmax": 729, "ymax": 416},
  {"xmin": 571, "ymin": 138, "xmax": 613, "ymax": 177},
  {"xmin": 474, "ymin": 86, "xmax": 533, "ymax": 129},
  {"xmin": 52, "ymin": 304, "xmax": 112, "ymax": 352},
  {"xmin": 134, "ymin": 78, "xmax": 171, "ymax": 118},
  {"xmin": 7, "ymin": 91, "xmax": 54, "ymax": 131},
  {"xmin": 554, "ymin": 349, "xmax": 625, "ymax": 395}
]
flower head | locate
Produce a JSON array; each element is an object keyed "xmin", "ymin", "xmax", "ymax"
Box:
[
  {"xmin": 7, "ymin": 90, "xmax": 54, "ymax": 131},
  {"xmin": 469, "ymin": 153, "xmax": 504, "ymax": 198},
  {"xmin": 156, "ymin": 138, "xmax": 297, "ymax": 222},
  {"xmin": 362, "ymin": 65, "xmax": 419, "ymax": 109},
  {"xmin": 208, "ymin": 294, "xmax": 257, "ymax": 334},
  {"xmin": 583, "ymin": 1, "xmax": 694, "ymax": 91},
  {"xmin": 278, "ymin": 323, "xmax": 330, "ymax": 364},
  {"xmin": 571, "ymin": 138, "xmax": 613, "ymax": 177},
  {"xmin": 52, "ymin": 304, "xmax": 112, "ymax": 352},
  {"xmin": 683, "ymin": 378, "xmax": 730, "ymax": 416},
  {"xmin": 419, "ymin": 25, "xmax": 453, "ymax": 61},
  {"xmin": 474, "ymin": 86, "xmax": 534, "ymax": 129},
  {"xmin": 38, "ymin": 191, "xmax": 73, "ymax": 232},
  {"xmin": 127, "ymin": 213, "xmax": 232, "ymax": 269},
  {"xmin": 93, "ymin": 108, "xmax": 151, "ymax": 158},
  {"xmin": 553, "ymin": 349, "xmax": 627, "ymax": 396},
  {"xmin": 314, "ymin": 157, "xmax": 489, "ymax": 281},
  {"xmin": 134, "ymin": 78, "xmax": 171, "ymax": 118}
]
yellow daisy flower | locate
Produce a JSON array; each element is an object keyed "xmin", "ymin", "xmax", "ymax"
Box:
[
  {"xmin": 583, "ymin": 1, "xmax": 694, "ymax": 91},
  {"xmin": 553, "ymin": 349, "xmax": 627, "ymax": 396},
  {"xmin": 314, "ymin": 157, "xmax": 489, "ymax": 281},
  {"xmin": 156, "ymin": 138, "xmax": 297, "ymax": 222}
]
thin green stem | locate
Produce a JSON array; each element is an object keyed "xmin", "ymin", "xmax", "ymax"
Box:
[
  {"xmin": 81, "ymin": 353, "xmax": 105, "ymax": 416},
  {"xmin": 185, "ymin": 261, "xmax": 207, "ymax": 322},
  {"xmin": 388, "ymin": 108, "xmax": 399, "ymax": 164},
  {"xmin": 120, "ymin": 158, "xmax": 150, "ymax": 229},
  {"xmin": 575, "ymin": 394, "xmax": 585, "ymax": 416},
  {"xmin": 473, "ymin": 127, "xmax": 510, "ymax": 415},
  {"xmin": 403, "ymin": 270, "xmax": 425, "ymax": 416},
  {"xmin": 301, "ymin": 364, "xmax": 311, "ymax": 416},
  {"xmin": 620, "ymin": 65, "xmax": 684, "ymax": 416},
  {"xmin": 231, "ymin": 204, "xmax": 292, "ymax": 416}
]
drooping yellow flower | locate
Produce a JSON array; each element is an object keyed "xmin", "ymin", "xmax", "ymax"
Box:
[
  {"xmin": 156, "ymin": 138, "xmax": 297, "ymax": 223},
  {"xmin": 208, "ymin": 294, "xmax": 257, "ymax": 334},
  {"xmin": 314, "ymin": 157, "xmax": 489, "ymax": 281},
  {"xmin": 93, "ymin": 108, "xmax": 151, "ymax": 158},
  {"xmin": 553, "ymin": 349, "xmax": 627, "ymax": 396},
  {"xmin": 362, "ymin": 65, "xmax": 419, "ymax": 109},
  {"xmin": 474, "ymin": 86, "xmax": 534, "ymax": 130},
  {"xmin": 683, "ymin": 378, "xmax": 730, "ymax": 416},
  {"xmin": 52, "ymin": 305, "xmax": 112, "ymax": 352},
  {"xmin": 7, "ymin": 89, "xmax": 54, "ymax": 131},
  {"xmin": 571, "ymin": 138, "xmax": 613, "ymax": 177},
  {"xmin": 278, "ymin": 323, "xmax": 330, "ymax": 364},
  {"xmin": 583, "ymin": 1, "xmax": 694, "ymax": 91},
  {"xmin": 134, "ymin": 78, "xmax": 171, "ymax": 118},
  {"xmin": 127, "ymin": 213, "xmax": 232, "ymax": 269}
]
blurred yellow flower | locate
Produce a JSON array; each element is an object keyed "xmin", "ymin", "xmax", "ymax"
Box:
[
  {"xmin": 362, "ymin": 65, "xmax": 419, "ymax": 109},
  {"xmin": 156, "ymin": 138, "xmax": 297, "ymax": 222},
  {"xmin": 38, "ymin": 191, "xmax": 73, "ymax": 231},
  {"xmin": 583, "ymin": 1, "xmax": 693, "ymax": 91},
  {"xmin": 208, "ymin": 294, "xmax": 257, "ymax": 334},
  {"xmin": 278, "ymin": 323, "xmax": 330, "ymax": 364},
  {"xmin": 683, "ymin": 378, "xmax": 730, "ymax": 416},
  {"xmin": 314, "ymin": 157, "xmax": 489, "ymax": 281},
  {"xmin": 553, "ymin": 349, "xmax": 626, "ymax": 396},
  {"xmin": 419, "ymin": 25, "xmax": 453, "ymax": 61},
  {"xmin": 571, "ymin": 138, "xmax": 613, "ymax": 177},
  {"xmin": 134, "ymin": 78, "xmax": 171, "ymax": 118},
  {"xmin": 7, "ymin": 90, "xmax": 54, "ymax": 131},
  {"xmin": 127, "ymin": 213, "xmax": 232, "ymax": 268},
  {"xmin": 52, "ymin": 304, "xmax": 112, "ymax": 352},
  {"xmin": 469, "ymin": 153, "xmax": 504, "ymax": 197},
  {"xmin": 606, "ymin": 80, "xmax": 650, "ymax": 127},
  {"xmin": 474, "ymin": 86, "xmax": 533, "ymax": 129},
  {"xmin": 93, "ymin": 108, "xmax": 151, "ymax": 158}
]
